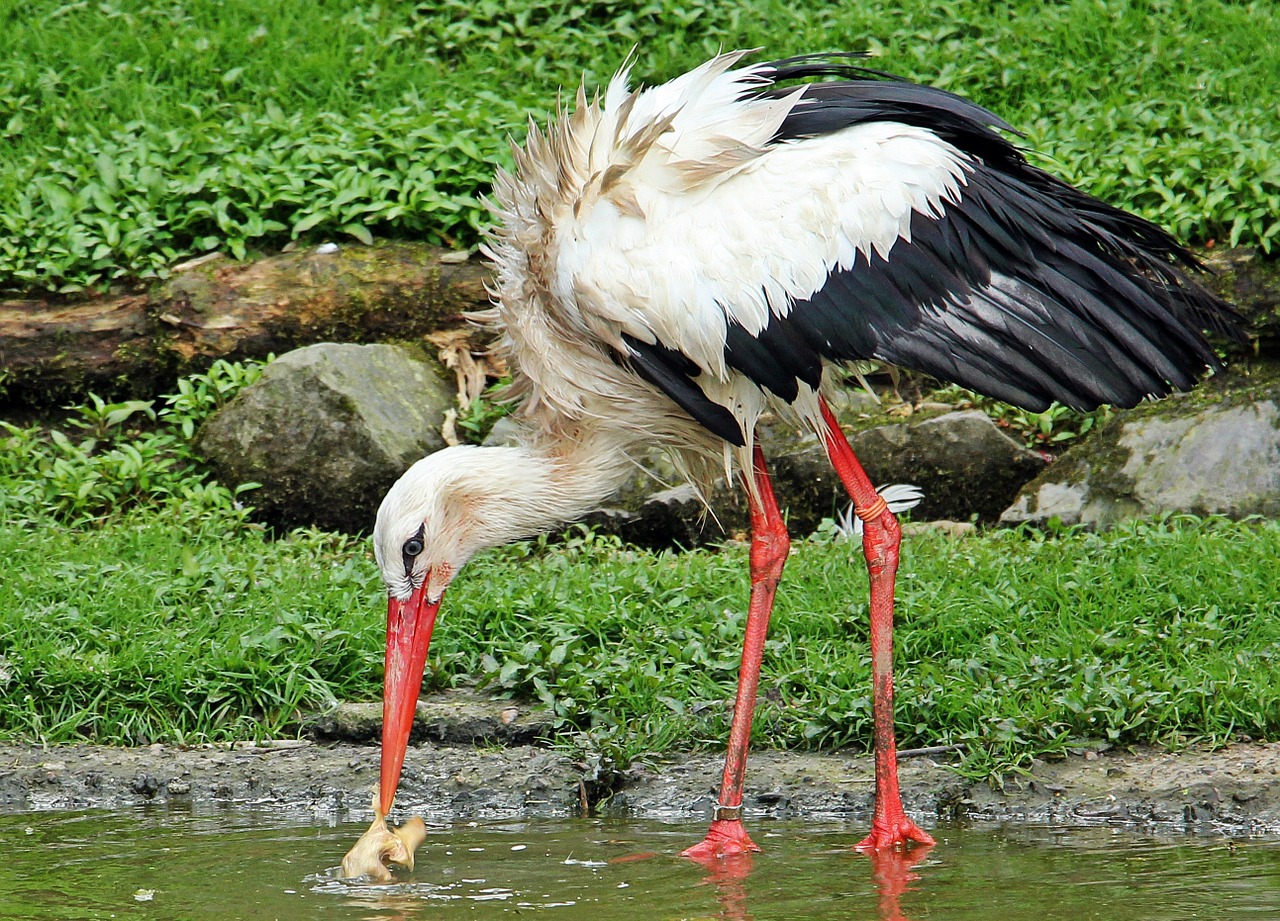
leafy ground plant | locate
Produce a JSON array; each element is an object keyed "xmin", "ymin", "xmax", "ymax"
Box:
[
  {"xmin": 2, "ymin": 507, "xmax": 1276, "ymax": 779},
  {"xmin": 2, "ymin": 0, "xmax": 1277, "ymax": 294},
  {"xmin": 930, "ymin": 384, "xmax": 1113, "ymax": 449},
  {"xmin": 0, "ymin": 358, "xmax": 268, "ymax": 525}
]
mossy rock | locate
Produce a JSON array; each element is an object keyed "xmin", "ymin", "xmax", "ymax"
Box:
[
  {"xmin": 1002, "ymin": 363, "xmax": 1280, "ymax": 528},
  {"xmin": 196, "ymin": 342, "xmax": 454, "ymax": 533}
]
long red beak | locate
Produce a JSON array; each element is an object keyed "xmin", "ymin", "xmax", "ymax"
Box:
[{"xmin": 378, "ymin": 582, "xmax": 442, "ymax": 816}]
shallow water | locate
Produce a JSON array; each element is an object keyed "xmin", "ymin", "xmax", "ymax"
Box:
[{"xmin": 1, "ymin": 810, "xmax": 1277, "ymax": 920}]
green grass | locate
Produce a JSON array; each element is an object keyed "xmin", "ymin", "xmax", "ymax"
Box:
[
  {"xmin": 0, "ymin": 511, "xmax": 377, "ymax": 744},
  {"xmin": 3, "ymin": 370, "xmax": 1276, "ymax": 776},
  {"xmin": 3, "ymin": 0, "xmax": 1278, "ymax": 294},
  {"xmin": 3, "ymin": 510, "xmax": 1277, "ymax": 778}
]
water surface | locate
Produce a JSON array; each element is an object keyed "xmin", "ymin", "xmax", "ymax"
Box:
[{"xmin": 1, "ymin": 810, "xmax": 1277, "ymax": 919}]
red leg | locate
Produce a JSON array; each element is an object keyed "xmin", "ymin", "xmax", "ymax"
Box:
[
  {"xmin": 681, "ymin": 444, "xmax": 789, "ymax": 861},
  {"xmin": 819, "ymin": 397, "xmax": 934, "ymax": 852}
]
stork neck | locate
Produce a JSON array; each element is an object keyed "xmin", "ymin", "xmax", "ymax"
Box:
[{"xmin": 480, "ymin": 423, "xmax": 638, "ymax": 545}]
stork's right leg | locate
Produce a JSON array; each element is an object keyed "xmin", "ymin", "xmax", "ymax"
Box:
[
  {"xmin": 681, "ymin": 444, "xmax": 789, "ymax": 861},
  {"xmin": 819, "ymin": 396, "xmax": 934, "ymax": 852}
]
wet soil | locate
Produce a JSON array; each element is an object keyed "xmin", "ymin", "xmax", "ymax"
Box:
[{"xmin": 3, "ymin": 692, "xmax": 1279, "ymax": 837}]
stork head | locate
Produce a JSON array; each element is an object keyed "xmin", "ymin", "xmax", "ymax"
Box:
[
  {"xmin": 370, "ymin": 445, "xmax": 489, "ymax": 816},
  {"xmin": 370, "ymin": 443, "xmax": 555, "ymax": 815},
  {"xmin": 373, "ymin": 446, "xmax": 493, "ymax": 603}
]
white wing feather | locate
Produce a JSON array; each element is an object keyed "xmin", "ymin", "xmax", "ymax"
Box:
[
  {"xmin": 836, "ymin": 484, "xmax": 926, "ymax": 542},
  {"xmin": 553, "ymin": 61, "xmax": 973, "ymax": 381}
]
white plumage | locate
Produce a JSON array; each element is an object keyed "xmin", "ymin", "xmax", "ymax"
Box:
[{"xmin": 485, "ymin": 52, "xmax": 972, "ymax": 481}]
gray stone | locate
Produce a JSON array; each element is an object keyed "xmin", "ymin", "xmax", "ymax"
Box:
[
  {"xmin": 310, "ymin": 690, "xmax": 553, "ymax": 745},
  {"xmin": 777, "ymin": 409, "xmax": 1048, "ymax": 529},
  {"xmin": 1198, "ymin": 248, "xmax": 1280, "ymax": 359},
  {"xmin": 196, "ymin": 342, "xmax": 453, "ymax": 532},
  {"xmin": 480, "ymin": 415, "xmax": 522, "ymax": 447},
  {"xmin": 1002, "ymin": 375, "xmax": 1280, "ymax": 528},
  {"xmin": 583, "ymin": 409, "xmax": 1046, "ymax": 547},
  {"xmin": 584, "ymin": 479, "xmax": 747, "ymax": 549}
]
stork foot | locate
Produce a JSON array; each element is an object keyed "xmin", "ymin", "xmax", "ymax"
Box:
[
  {"xmin": 855, "ymin": 815, "xmax": 935, "ymax": 852},
  {"xmin": 680, "ymin": 819, "xmax": 761, "ymax": 860}
]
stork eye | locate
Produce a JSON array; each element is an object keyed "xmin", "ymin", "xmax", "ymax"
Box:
[{"xmin": 403, "ymin": 537, "xmax": 424, "ymax": 558}]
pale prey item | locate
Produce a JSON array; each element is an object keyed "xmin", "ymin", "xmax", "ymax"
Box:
[{"xmin": 340, "ymin": 793, "xmax": 428, "ymax": 881}]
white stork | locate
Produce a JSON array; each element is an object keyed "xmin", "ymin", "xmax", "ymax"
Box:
[{"xmin": 369, "ymin": 51, "xmax": 1241, "ymax": 858}]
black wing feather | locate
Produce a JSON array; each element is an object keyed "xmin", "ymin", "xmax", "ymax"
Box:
[
  {"xmin": 724, "ymin": 315, "xmax": 824, "ymax": 402},
  {"xmin": 621, "ymin": 53, "xmax": 1244, "ymax": 436},
  {"xmin": 621, "ymin": 333, "xmax": 746, "ymax": 445}
]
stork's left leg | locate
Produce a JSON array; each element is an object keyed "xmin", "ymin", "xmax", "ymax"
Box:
[
  {"xmin": 819, "ymin": 396, "xmax": 934, "ymax": 852},
  {"xmin": 681, "ymin": 444, "xmax": 789, "ymax": 861}
]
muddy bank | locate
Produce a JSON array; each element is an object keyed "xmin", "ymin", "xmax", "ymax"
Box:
[
  {"xmin": 3, "ymin": 737, "xmax": 1279, "ymax": 838},
  {"xmin": 3, "ymin": 692, "xmax": 1277, "ymax": 834}
]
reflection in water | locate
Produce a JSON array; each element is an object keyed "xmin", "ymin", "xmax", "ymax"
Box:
[
  {"xmin": 868, "ymin": 844, "xmax": 933, "ymax": 921},
  {"xmin": 687, "ymin": 840, "xmax": 935, "ymax": 921},
  {"xmin": 691, "ymin": 851, "xmax": 755, "ymax": 921},
  {"xmin": 3, "ymin": 811, "xmax": 1280, "ymax": 920}
]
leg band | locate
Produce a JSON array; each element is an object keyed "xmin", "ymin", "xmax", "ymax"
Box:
[
  {"xmin": 714, "ymin": 803, "xmax": 744, "ymax": 822},
  {"xmin": 855, "ymin": 495, "xmax": 889, "ymax": 522}
]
